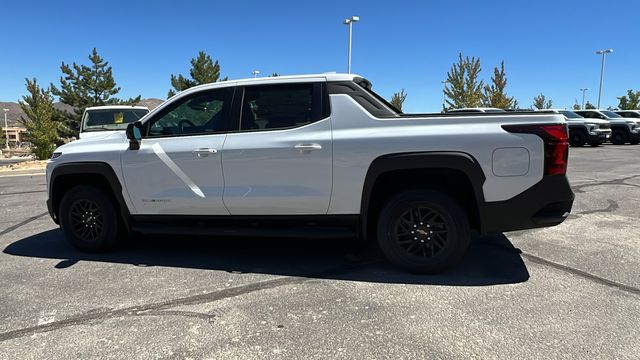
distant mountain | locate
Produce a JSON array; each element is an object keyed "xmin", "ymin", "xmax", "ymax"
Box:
[{"xmin": 0, "ymin": 99, "xmax": 164, "ymax": 127}]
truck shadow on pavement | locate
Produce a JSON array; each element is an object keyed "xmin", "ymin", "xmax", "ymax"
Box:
[{"xmin": 4, "ymin": 230, "xmax": 529, "ymax": 286}]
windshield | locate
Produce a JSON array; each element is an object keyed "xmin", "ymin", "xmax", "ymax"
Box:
[
  {"xmin": 600, "ymin": 110, "xmax": 622, "ymax": 118},
  {"xmin": 82, "ymin": 108, "xmax": 149, "ymax": 132},
  {"xmin": 559, "ymin": 110, "xmax": 583, "ymax": 119}
]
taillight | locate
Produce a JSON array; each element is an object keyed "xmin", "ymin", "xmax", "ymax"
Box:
[{"xmin": 502, "ymin": 123, "xmax": 569, "ymax": 176}]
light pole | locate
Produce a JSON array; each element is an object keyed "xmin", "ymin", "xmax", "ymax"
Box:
[
  {"xmin": 595, "ymin": 49, "xmax": 613, "ymax": 109},
  {"xmin": 251, "ymin": 70, "xmax": 260, "ymax": 78},
  {"xmin": 343, "ymin": 16, "xmax": 359, "ymax": 73},
  {"xmin": 3, "ymin": 109, "xmax": 8, "ymax": 149},
  {"xmin": 441, "ymin": 80, "xmax": 449, "ymax": 111},
  {"xmin": 579, "ymin": 88, "xmax": 589, "ymax": 109}
]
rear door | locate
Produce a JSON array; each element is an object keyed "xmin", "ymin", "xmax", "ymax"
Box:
[{"xmin": 221, "ymin": 81, "xmax": 333, "ymax": 215}]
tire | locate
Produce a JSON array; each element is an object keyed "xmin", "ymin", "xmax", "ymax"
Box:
[
  {"xmin": 59, "ymin": 185, "xmax": 122, "ymax": 252},
  {"xmin": 589, "ymin": 141, "xmax": 602, "ymax": 147},
  {"xmin": 630, "ymin": 139, "xmax": 640, "ymax": 145},
  {"xmin": 569, "ymin": 130, "xmax": 586, "ymax": 147},
  {"xmin": 610, "ymin": 130, "xmax": 628, "ymax": 145},
  {"xmin": 376, "ymin": 190, "xmax": 470, "ymax": 274}
]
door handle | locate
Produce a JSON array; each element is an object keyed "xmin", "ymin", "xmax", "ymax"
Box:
[
  {"xmin": 192, "ymin": 148, "xmax": 218, "ymax": 157},
  {"xmin": 293, "ymin": 143, "xmax": 322, "ymax": 151}
]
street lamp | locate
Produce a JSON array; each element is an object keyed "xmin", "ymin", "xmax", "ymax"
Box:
[
  {"xmin": 343, "ymin": 16, "xmax": 359, "ymax": 73},
  {"xmin": 580, "ymin": 88, "xmax": 589, "ymax": 109},
  {"xmin": 595, "ymin": 49, "xmax": 613, "ymax": 109},
  {"xmin": 441, "ymin": 80, "xmax": 449, "ymax": 111},
  {"xmin": 251, "ymin": 70, "xmax": 260, "ymax": 78},
  {"xmin": 3, "ymin": 109, "xmax": 8, "ymax": 149}
]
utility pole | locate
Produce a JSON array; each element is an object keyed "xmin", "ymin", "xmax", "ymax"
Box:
[
  {"xmin": 580, "ymin": 88, "xmax": 589, "ymax": 110},
  {"xmin": 3, "ymin": 109, "xmax": 8, "ymax": 149},
  {"xmin": 343, "ymin": 16, "xmax": 359, "ymax": 73},
  {"xmin": 251, "ymin": 70, "xmax": 260, "ymax": 78},
  {"xmin": 595, "ymin": 49, "xmax": 613, "ymax": 108},
  {"xmin": 441, "ymin": 80, "xmax": 449, "ymax": 111}
]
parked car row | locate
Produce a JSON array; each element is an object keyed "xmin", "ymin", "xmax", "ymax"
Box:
[{"xmin": 448, "ymin": 107, "xmax": 640, "ymax": 147}]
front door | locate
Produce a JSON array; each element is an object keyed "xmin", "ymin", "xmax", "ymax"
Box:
[{"xmin": 121, "ymin": 87, "xmax": 234, "ymax": 215}]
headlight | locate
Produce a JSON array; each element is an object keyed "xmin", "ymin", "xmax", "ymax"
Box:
[{"xmin": 51, "ymin": 152, "xmax": 62, "ymax": 159}]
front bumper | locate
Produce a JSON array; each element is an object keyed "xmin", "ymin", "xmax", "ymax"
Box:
[
  {"xmin": 588, "ymin": 132, "xmax": 610, "ymax": 143},
  {"xmin": 478, "ymin": 175, "xmax": 574, "ymax": 234}
]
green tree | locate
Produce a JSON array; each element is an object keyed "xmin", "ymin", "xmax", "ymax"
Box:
[
  {"xmin": 585, "ymin": 101, "xmax": 596, "ymax": 109},
  {"xmin": 52, "ymin": 48, "xmax": 140, "ymax": 137},
  {"xmin": 482, "ymin": 61, "xmax": 515, "ymax": 109},
  {"xmin": 271, "ymin": 72, "xmax": 280, "ymax": 77},
  {"xmin": 444, "ymin": 53, "xmax": 484, "ymax": 109},
  {"xmin": 18, "ymin": 78, "xmax": 60, "ymax": 160},
  {"xmin": 573, "ymin": 102, "xmax": 581, "ymax": 110},
  {"xmin": 532, "ymin": 93, "xmax": 553, "ymax": 109},
  {"xmin": 390, "ymin": 89, "xmax": 407, "ymax": 112},
  {"xmin": 617, "ymin": 89, "xmax": 640, "ymax": 110},
  {"xmin": 168, "ymin": 51, "xmax": 227, "ymax": 98}
]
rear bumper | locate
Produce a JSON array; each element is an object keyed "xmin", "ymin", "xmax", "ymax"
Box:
[{"xmin": 479, "ymin": 175, "xmax": 574, "ymax": 234}]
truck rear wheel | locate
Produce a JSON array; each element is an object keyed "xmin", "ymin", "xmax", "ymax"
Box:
[
  {"xmin": 376, "ymin": 190, "xmax": 470, "ymax": 273},
  {"xmin": 611, "ymin": 130, "xmax": 628, "ymax": 145},
  {"xmin": 59, "ymin": 185, "xmax": 122, "ymax": 252}
]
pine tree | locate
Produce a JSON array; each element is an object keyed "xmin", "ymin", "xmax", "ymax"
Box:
[
  {"xmin": 51, "ymin": 48, "xmax": 140, "ymax": 137},
  {"xmin": 532, "ymin": 93, "xmax": 553, "ymax": 109},
  {"xmin": 18, "ymin": 78, "xmax": 60, "ymax": 160},
  {"xmin": 271, "ymin": 73, "xmax": 280, "ymax": 77},
  {"xmin": 390, "ymin": 89, "xmax": 407, "ymax": 112},
  {"xmin": 617, "ymin": 90, "xmax": 640, "ymax": 110},
  {"xmin": 168, "ymin": 51, "xmax": 227, "ymax": 98},
  {"xmin": 585, "ymin": 101, "xmax": 596, "ymax": 109},
  {"xmin": 573, "ymin": 102, "xmax": 581, "ymax": 110},
  {"xmin": 482, "ymin": 61, "xmax": 515, "ymax": 109},
  {"xmin": 444, "ymin": 53, "xmax": 484, "ymax": 109}
]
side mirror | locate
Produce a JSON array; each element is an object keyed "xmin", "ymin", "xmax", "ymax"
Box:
[{"xmin": 126, "ymin": 121, "xmax": 143, "ymax": 150}]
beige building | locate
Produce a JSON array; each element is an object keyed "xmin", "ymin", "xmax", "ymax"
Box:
[{"xmin": 2, "ymin": 127, "xmax": 27, "ymax": 146}]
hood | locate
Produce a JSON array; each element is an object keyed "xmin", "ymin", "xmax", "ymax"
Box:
[
  {"xmin": 79, "ymin": 130, "xmax": 125, "ymax": 140},
  {"xmin": 56, "ymin": 131, "xmax": 128, "ymax": 154}
]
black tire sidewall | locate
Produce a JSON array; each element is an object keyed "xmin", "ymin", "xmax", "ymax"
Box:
[
  {"xmin": 569, "ymin": 131, "xmax": 586, "ymax": 147},
  {"xmin": 59, "ymin": 185, "xmax": 120, "ymax": 252},
  {"xmin": 376, "ymin": 190, "xmax": 470, "ymax": 273},
  {"xmin": 611, "ymin": 130, "xmax": 627, "ymax": 145}
]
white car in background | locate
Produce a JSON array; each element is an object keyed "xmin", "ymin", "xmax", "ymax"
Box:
[{"xmin": 80, "ymin": 106, "xmax": 149, "ymax": 139}]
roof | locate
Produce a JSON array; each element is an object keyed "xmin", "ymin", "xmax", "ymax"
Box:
[
  {"xmin": 84, "ymin": 105, "xmax": 149, "ymax": 111},
  {"xmin": 181, "ymin": 73, "xmax": 361, "ymax": 94}
]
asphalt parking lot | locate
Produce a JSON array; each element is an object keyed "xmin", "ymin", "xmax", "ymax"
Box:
[{"xmin": 0, "ymin": 145, "xmax": 639, "ymax": 359}]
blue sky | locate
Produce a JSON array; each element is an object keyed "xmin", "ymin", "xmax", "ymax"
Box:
[{"xmin": 1, "ymin": 0, "xmax": 639, "ymax": 112}]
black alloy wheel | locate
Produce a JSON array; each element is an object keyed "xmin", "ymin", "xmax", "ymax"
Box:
[
  {"xmin": 69, "ymin": 199, "xmax": 105, "ymax": 242},
  {"xmin": 59, "ymin": 185, "xmax": 122, "ymax": 252},
  {"xmin": 377, "ymin": 190, "xmax": 470, "ymax": 273}
]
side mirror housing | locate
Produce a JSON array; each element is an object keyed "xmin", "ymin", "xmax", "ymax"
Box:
[{"xmin": 126, "ymin": 121, "xmax": 143, "ymax": 150}]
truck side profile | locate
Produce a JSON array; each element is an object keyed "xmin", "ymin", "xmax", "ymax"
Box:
[{"xmin": 46, "ymin": 74, "xmax": 574, "ymax": 273}]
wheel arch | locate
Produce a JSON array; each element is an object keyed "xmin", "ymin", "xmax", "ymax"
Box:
[
  {"xmin": 360, "ymin": 152, "xmax": 486, "ymax": 241},
  {"xmin": 49, "ymin": 162, "xmax": 130, "ymax": 228}
]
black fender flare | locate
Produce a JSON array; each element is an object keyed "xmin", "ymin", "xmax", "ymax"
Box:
[
  {"xmin": 49, "ymin": 162, "xmax": 131, "ymax": 228},
  {"xmin": 359, "ymin": 151, "xmax": 486, "ymax": 239}
]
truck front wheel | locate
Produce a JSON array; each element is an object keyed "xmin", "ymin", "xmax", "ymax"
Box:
[
  {"xmin": 569, "ymin": 130, "xmax": 586, "ymax": 147},
  {"xmin": 611, "ymin": 130, "xmax": 628, "ymax": 145},
  {"xmin": 376, "ymin": 190, "xmax": 470, "ymax": 273},
  {"xmin": 59, "ymin": 185, "xmax": 122, "ymax": 252}
]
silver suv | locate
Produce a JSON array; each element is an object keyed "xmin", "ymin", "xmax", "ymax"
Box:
[{"xmin": 575, "ymin": 110, "xmax": 640, "ymax": 145}]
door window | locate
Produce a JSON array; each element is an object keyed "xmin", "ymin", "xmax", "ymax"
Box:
[
  {"xmin": 240, "ymin": 83, "xmax": 322, "ymax": 131},
  {"xmin": 147, "ymin": 89, "xmax": 232, "ymax": 137}
]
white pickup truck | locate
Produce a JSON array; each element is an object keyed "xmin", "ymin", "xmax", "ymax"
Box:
[
  {"xmin": 79, "ymin": 105, "xmax": 149, "ymax": 139},
  {"xmin": 46, "ymin": 74, "xmax": 574, "ymax": 273}
]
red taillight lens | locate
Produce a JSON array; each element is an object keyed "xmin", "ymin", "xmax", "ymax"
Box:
[{"xmin": 502, "ymin": 123, "xmax": 569, "ymax": 176}]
